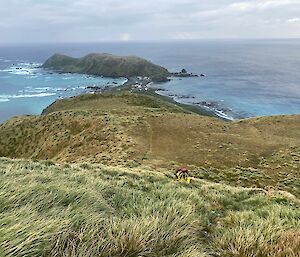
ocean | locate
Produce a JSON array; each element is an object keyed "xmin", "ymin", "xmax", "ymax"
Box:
[{"xmin": 0, "ymin": 40, "xmax": 300, "ymax": 122}]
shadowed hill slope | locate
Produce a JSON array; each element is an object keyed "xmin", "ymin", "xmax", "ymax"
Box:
[
  {"xmin": 0, "ymin": 157, "xmax": 299, "ymax": 256},
  {"xmin": 0, "ymin": 93, "xmax": 299, "ymax": 196},
  {"xmin": 42, "ymin": 53, "xmax": 170, "ymax": 81}
]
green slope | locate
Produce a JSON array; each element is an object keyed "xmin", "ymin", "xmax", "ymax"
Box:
[
  {"xmin": 0, "ymin": 93, "xmax": 299, "ymax": 196},
  {"xmin": 42, "ymin": 53, "xmax": 170, "ymax": 81},
  {"xmin": 0, "ymin": 158, "xmax": 299, "ymax": 257}
]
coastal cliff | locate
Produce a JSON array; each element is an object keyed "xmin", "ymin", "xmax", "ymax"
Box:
[{"xmin": 42, "ymin": 53, "xmax": 170, "ymax": 82}]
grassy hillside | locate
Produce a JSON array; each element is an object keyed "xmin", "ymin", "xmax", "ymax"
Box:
[
  {"xmin": 42, "ymin": 53, "xmax": 170, "ymax": 81},
  {"xmin": 0, "ymin": 157, "xmax": 299, "ymax": 257},
  {"xmin": 0, "ymin": 93, "xmax": 299, "ymax": 196}
]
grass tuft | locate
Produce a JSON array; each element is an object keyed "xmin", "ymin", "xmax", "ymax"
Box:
[{"xmin": 0, "ymin": 158, "xmax": 299, "ymax": 256}]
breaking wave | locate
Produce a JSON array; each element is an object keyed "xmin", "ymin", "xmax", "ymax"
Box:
[
  {"xmin": 0, "ymin": 93, "xmax": 56, "ymax": 100},
  {"xmin": 0, "ymin": 62, "xmax": 42, "ymax": 76}
]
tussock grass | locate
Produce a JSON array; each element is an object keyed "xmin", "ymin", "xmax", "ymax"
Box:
[
  {"xmin": 0, "ymin": 158, "xmax": 299, "ymax": 256},
  {"xmin": 213, "ymin": 207, "xmax": 300, "ymax": 257},
  {"xmin": 0, "ymin": 93, "xmax": 299, "ymax": 196}
]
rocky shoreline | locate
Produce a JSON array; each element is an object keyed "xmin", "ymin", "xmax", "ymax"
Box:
[
  {"xmin": 152, "ymin": 89, "xmax": 236, "ymax": 121},
  {"xmin": 77, "ymin": 75, "xmax": 226, "ymax": 120}
]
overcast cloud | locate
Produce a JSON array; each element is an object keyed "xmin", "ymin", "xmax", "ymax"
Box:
[{"xmin": 0, "ymin": 0, "xmax": 300, "ymax": 43}]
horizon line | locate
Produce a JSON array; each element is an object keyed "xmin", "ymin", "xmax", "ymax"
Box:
[{"xmin": 1, "ymin": 37, "xmax": 300, "ymax": 46}]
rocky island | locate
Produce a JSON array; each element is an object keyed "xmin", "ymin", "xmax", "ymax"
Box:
[
  {"xmin": 42, "ymin": 53, "xmax": 203, "ymax": 83},
  {"xmin": 42, "ymin": 53, "xmax": 171, "ymax": 82},
  {"xmin": 172, "ymin": 68, "xmax": 202, "ymax": 77}
]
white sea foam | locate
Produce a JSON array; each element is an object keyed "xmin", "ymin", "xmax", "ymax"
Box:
[
  {"xmin": 0, "ymin": 98, "xmax": 10, "ymax": 102},
  {"xmin": 0, "ymin": 68, "xmax": 38, "ymax": 75},
  {"xmin": 21, "ymin": 87, "xmax": 77, "ymax": 94},
  {"xmin": 122, "ymin": 78, "xmax": 129, "ymax": 85},
  {"xmin": 13, "ymin": 93, "xmax": 56, "ymax": 98},
  {"xmin": 34, "ymin": 87, "xmax": 52, "ymax": 91},
  {"xmin": 20, "ymin": 89, "xmax": 45, "ymax": 94},
  {"xmin": 0, "ymin": 61, "xmax": 42, "ymax": 76},
  {"xmin": 214, "ymin": 110, "xmax": 234, "ymax": 121},
  {"xmin": 0, "ymin": 93, "xmax": 56, "ymax": 100},
  {"xmin": 54, "ymin": 87, "xmax": 69, "ymax": 91},
  {"xmin": 11, "ymin": 69, "xmax": 38, "ymax": 75}
]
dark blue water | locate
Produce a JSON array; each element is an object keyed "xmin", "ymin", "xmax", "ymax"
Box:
[{"xmin": 0, "ymin": 40, "xmax": 300, "ymax": 122}]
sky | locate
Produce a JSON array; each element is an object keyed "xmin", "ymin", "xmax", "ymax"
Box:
[{"xmin": 0, "ymin": 0, "xmax": 300, "ymax": 43}]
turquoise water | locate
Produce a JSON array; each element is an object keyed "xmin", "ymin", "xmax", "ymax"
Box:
[
  {"xmin": 148, "ymin": 40, "xmax": 300, "ymax": 120},
  {"xmin": 0, "ymin": 57, "xmax": 126, "ymax": 122},
  {"xmin": 0, "ymin": 40, "xmax": 300, "ymax": 122}
]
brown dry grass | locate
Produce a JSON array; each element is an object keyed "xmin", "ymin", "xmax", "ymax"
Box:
[{"xmin": 0, "ymin": 92, "xmax": 299, "ymax": 195}]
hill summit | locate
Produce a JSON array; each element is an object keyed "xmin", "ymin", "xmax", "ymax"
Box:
[{"xmin": 42, "ymin": 53, "xmax": 170, "ymax": 82}]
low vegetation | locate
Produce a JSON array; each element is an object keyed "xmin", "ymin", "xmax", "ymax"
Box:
[
  {"xmin": 0, "ymin": 158, "xmax": 299, "ymax": 257},
  {"xmin": 42, "ymin": 53, "xmax": 170, "ymax": 81},
  {"xmin": 0, "ymin": 93, "xmax": 299, "ymax": 196}
]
